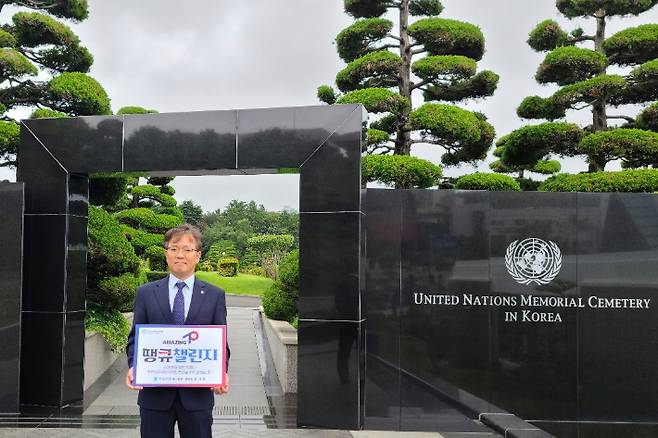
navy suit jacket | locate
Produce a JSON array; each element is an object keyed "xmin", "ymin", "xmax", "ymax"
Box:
[{"xmin": 126, "ymin": 276, "xmax": 230, "ymax": 411}]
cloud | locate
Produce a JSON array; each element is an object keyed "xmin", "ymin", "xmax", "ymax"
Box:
[{"xmin": 1, "ymin": 0, "xmax": 656, "ymax": 207}]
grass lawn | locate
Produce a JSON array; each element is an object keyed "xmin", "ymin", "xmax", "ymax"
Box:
[{"xmin": 195, "ymin": 272, "xmax": 273, "ymax": 296}]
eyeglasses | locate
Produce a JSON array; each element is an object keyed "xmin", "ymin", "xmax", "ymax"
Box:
[{"xmin": 165, "ymin": 247, "xmax": 199, "ymax": 255}]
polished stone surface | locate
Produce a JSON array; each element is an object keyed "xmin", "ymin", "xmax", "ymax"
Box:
[
  {"xmin": 487, "ymin": 192, "xmax": 578, "ymax": 421},
  {"xmin": 364, "ymin": 189, "xmax": 401, "ymax": 428},
  {"xmin": 298, "ymin": 212, "xmax": 362, "ymax": 320},
  {"xmin": 577, "ymin": 193, "xmax": 658, "ymax": 422},
  {"xmin": 20, "ymin": 311, "xmax": 65, "ymax": 405},
  {"xmin": 23, "ymin": 117, "xmax": 123, "ymax": 174},
  {"xmin": 17, "ymin": 105, "xmax": 366, "ymax": 433},
  {"xmin": 363, "ymin": 189, "xmax": 658, "ymax": 436},
  {"xmin": 297, "ymin": 320, "xmax": 364, "ymax": 430},
  {"xmin": 238, "ymin": 105, "xmax": 358, "ymax": 169},
  {"xmin": 22, "ymin": 215, "xmax": 86, "ymax": 312},
  {"xmin": 18, "ymin": 128, "xmax": 68, "ymax": 215},
  {"xmin": 124, "ymin": 111, "xmax": 237, "ymax": 172},
  {"xmin": 0, "ymin": 183, "xmax": 23, "ymax": 413},
  {"xmin": 299, "ymin": 106, "xmax": 363, "ymax": 213}
]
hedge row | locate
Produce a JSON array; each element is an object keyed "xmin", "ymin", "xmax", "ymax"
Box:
[{"xmin": 539, "ymin": 169, "xmax": 658, "ymax": 192}]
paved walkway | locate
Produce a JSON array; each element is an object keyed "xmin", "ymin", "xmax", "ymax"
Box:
[{"xmin": 0, "ymin": 429, "xmax": 456, "ymax": 437}]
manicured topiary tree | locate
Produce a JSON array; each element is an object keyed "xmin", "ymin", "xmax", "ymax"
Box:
[
  {"xmin": 87, "ymin": 205, "xmax": 142, "ymax": 311},
  {"xmin": 0, "ymin": 0, "xmax": 111, "ymax": 168},
  {"xmin": 318, "ymin": 0, "xmax": 498, "ymax": 186},
  {"xmin": 500, "ymin": 1, "xmax": 658, "ymax": 174}
]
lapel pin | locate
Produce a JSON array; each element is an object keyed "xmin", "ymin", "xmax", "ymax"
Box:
[{"xmin": 201, "ymin": 290, "xmax": 205, "ymax": 294}]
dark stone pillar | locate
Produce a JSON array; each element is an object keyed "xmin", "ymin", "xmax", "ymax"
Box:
[
  {"xmin": 17, "ymin": 127, "xmax": 89, "ymax": 406},
  {"xmin": 0, "ymin": 182, "xmax": 24, "ymax": 413},
  {"xmin": 297, "ymin": 107, "xmax": 366, "ymax": 429}
]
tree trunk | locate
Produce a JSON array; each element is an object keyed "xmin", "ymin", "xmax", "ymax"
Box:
[
  {"xmin": 592, "ymin": 10, "xmax": 608, "ymax": 133},
  {"xmin": 395, "ymin": 0, "xmax": 412, "ymax": 156},
  {"xmin": 589, "ymin": 9, "xmax": 608, "ymax": 172}
]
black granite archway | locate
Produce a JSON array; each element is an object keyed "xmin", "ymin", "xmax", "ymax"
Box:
[{"xmin": 17, "ymin": 104, "xmax": 366, "ymax": 429}]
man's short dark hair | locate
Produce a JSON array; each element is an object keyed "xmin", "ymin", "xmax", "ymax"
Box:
[{"xmin": 163, "ymin": 224, "xmax": 203, "ymax": 250}]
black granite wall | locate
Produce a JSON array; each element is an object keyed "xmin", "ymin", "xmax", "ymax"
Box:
[
  {"xmin": 365, "ymin": 189, "xmax": 658, "ymax": 437},
  {"xmin": 17, "ymin": 105, "xmax": 366, "ymax": 430},
  {"xmin": 0, "ymin": 182, "xmax": 23, "ymax": 413}
]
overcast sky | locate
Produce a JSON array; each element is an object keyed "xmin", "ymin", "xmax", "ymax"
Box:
[{"xmin": 1, "ymin": 0, "xmax": 656, "ymax": 211}]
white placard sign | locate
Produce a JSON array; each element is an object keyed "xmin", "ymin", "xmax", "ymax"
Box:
[{"xmin": 133, "ymin": 325, "xmax": 226, "ymax": 387}]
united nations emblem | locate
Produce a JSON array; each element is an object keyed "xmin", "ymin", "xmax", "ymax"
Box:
[{"xmin": 504, "ymin": 238, "xmax": 562, "ymax": 285}]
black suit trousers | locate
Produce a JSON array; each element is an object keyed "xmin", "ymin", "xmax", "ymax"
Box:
[{"xmin": 139, "ymin": 390, "xmax": 212, "ymax": 438}]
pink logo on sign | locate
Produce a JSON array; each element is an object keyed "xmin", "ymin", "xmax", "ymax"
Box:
[{"xmin": 183, "ymin": 331, "xmax": 199, "ymax": 343}]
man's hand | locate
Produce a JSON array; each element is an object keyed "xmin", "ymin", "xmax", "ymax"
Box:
[
  {"xmin": 125, "ymin": 367, "xmax": 143, "ymax": 390},
  {"xmin": 211, "ymin": 374, "xmax": 229, "ymax": 395}
]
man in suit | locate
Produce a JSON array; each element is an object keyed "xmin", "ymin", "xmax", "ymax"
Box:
[{"xmin": 125, "ymin": 224, "xmax": 230, "ymax": 438}]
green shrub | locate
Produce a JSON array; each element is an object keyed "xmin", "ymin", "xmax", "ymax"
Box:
[
  {"xmin": 218, "ymin": 257, "xmax": 239, "ymax": 277},
  {"xmin": 206, "ymin": 241, "xmax": 239, "ymax": 264},
  {"xmin": 454, "ymin": 172, "xmax": 521, "ymax": 191},
  {"xmin": 518, "ymin": 178, "xmax": 542, "ymax": 192},
  {"xmin": 97, "ymin": 272, "xmax": 142, "ymax": 312},
  {"xmin": 291, "ymin": 317, "xmax": 298, "ymax": 330},
  {"xmin": 85, "ymin": 307, "xmax": 130, "ymax": 352},
  {"xmin": 539, "ymin": 169, "xmax": 658, "ymax": 192},
  {"xmin": 196, "ymin": 260, "xmax": 215, "ymax": 272},
  {"xmin": 262, "ymin": 284, "xmax": 297, "ymax": 322},
  {"xmin": 277, "ymin": 249, "xmax": 299, "ymax": 293},
  {"xmin": 146, "ymin": 270, "xmax": 169, "ymax": 282},
  {"xmin": 117, "ymin": 106, "xmax": 157, "ymax": 115},
  {"xmin": 145, "ymin": 245, "xmax": 167, "ymax": 271},
  {"xmin": 262, "ymin": 250, "xmax": 299, "ymax": 323},
  {"xmin": 87, "ymin": 205, "xmax": 140, "ymax": 289},
  {"xmin": 239, "ymin": 265, "xmax": 266, "ymax": 276}
]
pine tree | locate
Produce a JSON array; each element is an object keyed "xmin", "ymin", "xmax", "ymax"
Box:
[
  {"xmin": 318, "ymin": 0, "xmax": 499, "ymax": 187},
  {"xmin": 497, "ymin": 0, "xmax": 658, "ymax": 174},
  {"xmin": 0, "ymin": 0, "xmax": 111, "ymax": 168}
]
